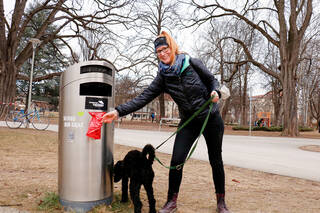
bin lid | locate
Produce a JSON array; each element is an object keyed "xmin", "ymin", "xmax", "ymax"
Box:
[{"xmin": 61, "ymin": 61, "xmax": 115, "ymax": 87}]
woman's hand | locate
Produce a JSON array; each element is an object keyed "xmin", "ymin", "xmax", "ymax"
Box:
[
  {"xmin": 210, "ymin": 91, "xmax": 219, "ymax": 103},
  {"xmin": 102, "ymin": 110, "xmax": 119, "ymax": 123}
]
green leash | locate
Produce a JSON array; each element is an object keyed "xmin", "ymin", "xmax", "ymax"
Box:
[{"xmin": 154, "ymin": 96, "xmax": 216, "ymax": 170}]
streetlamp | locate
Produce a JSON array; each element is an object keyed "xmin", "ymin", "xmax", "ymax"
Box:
[{"xmin": 27, "ymin": 38, "xmax": 41, "ymax": 117}]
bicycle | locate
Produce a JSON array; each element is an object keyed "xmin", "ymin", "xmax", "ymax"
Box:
[{"xmin": 5, "ymin": 103, "xmax": 50, "ymax": 130}]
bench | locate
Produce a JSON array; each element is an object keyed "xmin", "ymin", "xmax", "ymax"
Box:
[{"xmin": 159, "ymin": 118, "xmax": 180, "ymax": 130}]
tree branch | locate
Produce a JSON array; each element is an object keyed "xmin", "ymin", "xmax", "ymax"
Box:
[
  {"xmin": 222, "ymin": 36, "xmax": 280, "ymax": 81},
  {"xmin": 16, "ymin": 72, "xmax": 62, "ymax": 81},
  {"xmin": 190, "ymin": 0, "xmax": 280, "ymax": 47}
]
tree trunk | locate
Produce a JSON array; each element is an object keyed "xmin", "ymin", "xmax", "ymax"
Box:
[
  {"xmin": 234, "ymin": 104, "xmax": 241, "ymax": 124},
  {"xmin": 273, "ymin": 98, "xmax": 282, "ymax": 127},
  {"xmin": 158, "ymin": 93, "xmax": 165, "ymax": 119},
  {"xmin": 0, "ymin": 62, "xmax": 17, "ymax": 119},
  {"xmin": 238, "ymin": 72, "xmax": 242, "ymax": 124},
  {"xmin": 240, "ymin": 65, "xmax": 248, "ymax": 126},
  {"xmin": 277, "ymin": 0, "xmax": 312, "ymax": 136},
  {"xmin": 281, "ymin": 64, "xmax": 299, "ymax": 136},
  {"xmin": 272, "ymin": 86, "xmax": 282, "ymax": 127}
]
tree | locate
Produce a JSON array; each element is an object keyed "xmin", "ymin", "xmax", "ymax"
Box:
[
  {"xmin": 310, "ymin": 86, "xmax": 320, "ymax": 129},
  {"xmin": 115, "ymin": 74, "xmax": 143, "ymax": 106},
  {"xmin": 194, "ymin": 19, "xmax": 259, "ymax": 125},
  {"xmin": 73, "ymin": 1, "xmax": 183, "ymax": 120},
  {"xmin": 0, "ymin": 0, "xmax": 134, "ymax": 118},
  {"xmin": 15, "ymin": 2, "xmax": 67, "ymax": 110},
  {"xmin": 189, "ymin": 0, "xmax": 314, "ymax": 136},
  {"xmin": 126, "ymin": 0, "xmax": 182, "ymax": 119},
  {"xmin": 299, "ymin": 39, "xmax": 320, "ymax": 127}
]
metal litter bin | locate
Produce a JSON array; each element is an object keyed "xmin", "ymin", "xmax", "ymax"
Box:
[{"xmin": 58, "ymin": 61, "xmax": 115, "ymax": 212}]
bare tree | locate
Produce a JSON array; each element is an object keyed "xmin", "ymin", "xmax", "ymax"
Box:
[
  {"xmin": 121, "ymin": 0, "xmax": 182, "ymax": 119},
  {"xmin": 77, "ymin": 24, "xmax": 106, "ymax": 62},
  {"xmin": 258, "ymin": 42, "xmax": 283, "ymax": 126},
  {"xmin": 193, "ymin": 20, "xmax": 237, "ymax": 122},
  {"xmin": 75, "ymin": 22, "xmax": 144, "ymax": 71},
  {"xmin": 302, "ymin": 37, "xmax": 320, "ymax": 125},
  {"xmin": 189, "ymin": 0, "xmax": 314, "ymax": 136},
  {"xmin": 310, "ymin": 86, "xmax": 320, "ymax": 129},
  {"xmin": 0, "ymin": 0, "xmax": 134, "ymax": 118},
  {"xmin": 194, "ymin": 19, "xmax": 260, "ymax": 125},
  {"xmin": 299, "ymin": 39, "xmax": 320, "ymax": 127},
  {"xmin": 115, "ymin": 74, "xmax": 143, "ymax": 105}
]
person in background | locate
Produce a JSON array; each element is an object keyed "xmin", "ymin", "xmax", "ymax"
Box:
[
  {"xmin": 151, "ymin": 112, "xmax": 155, "ymax": 123},
  {"xmin": 102, "ymin": 31, "xmax": 231, "ymax": 213}
]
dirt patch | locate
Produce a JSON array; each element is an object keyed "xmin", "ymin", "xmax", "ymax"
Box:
[
  {"xmin": 299, "ymin": 145, "xmax": 320, "ymax": 152},
  {"xmin": 1, "ymin": 127, "xmax": 320, "ymax": 213}
]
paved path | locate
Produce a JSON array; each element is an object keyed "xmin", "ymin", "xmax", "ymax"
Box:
[
  {"xmin": 114, "ymin": 128, "xmax": 320, "ymax": 182},
  {"xmin": 2, "ymin": 122, "xmax": 320, "ymax": 182}
]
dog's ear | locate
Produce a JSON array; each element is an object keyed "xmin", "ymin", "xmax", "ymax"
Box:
[
  {"xmin": 114, "ymin": 160, "xmax": 124, "ymax": 171},
  {"xmin": 113, "ymin": 160, "xmax": 125, "ymax": 182},
  {"xmin": 118, "ymin": 161, "xmax": 125, "ymax": 170}
]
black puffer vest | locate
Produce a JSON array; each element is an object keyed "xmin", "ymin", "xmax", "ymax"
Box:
[{"xmin": 115, "ymin": 56, "xmax": 220, "ymax": 121}]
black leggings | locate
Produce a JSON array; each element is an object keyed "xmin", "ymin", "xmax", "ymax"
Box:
[{"xmin": 167, "ymin": 111, "xmax": 225, "ymax": 200}]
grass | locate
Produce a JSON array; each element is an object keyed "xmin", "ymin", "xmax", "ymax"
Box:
[
  {"xmin": 36, "ymin": 192, "xmax": 133, "ymax": 213},
  {"xmin": 38, "ymin": 192, "xmax": 61, "ymax": 212},
  {"xmin": 89, "ymin": 193, "xmax": 132, "ymax": 213}
]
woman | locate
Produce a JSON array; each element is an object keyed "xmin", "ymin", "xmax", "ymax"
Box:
[{"xmin": 102, "ymin": 31, "xmax": 231, "ymax": 213}]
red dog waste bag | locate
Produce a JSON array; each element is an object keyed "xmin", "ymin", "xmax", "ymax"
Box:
[{"xmin": 86, "ymin": 112, "xmax": 106, "ymax": 139}]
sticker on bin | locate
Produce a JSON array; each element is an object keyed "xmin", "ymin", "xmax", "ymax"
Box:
[
  {"xmin": 66, "ymin": 131, "xmax": 75, "ymax": 143},
  {"xmin": 85, "ymin": 97, "xmax": 108, "ymax": 110},
  {"xmin": 86, "ymin": 112, "xmax": 106, "ymax": 140},
  {"xmin": 63, "ymin": 116, "xmax": 84, "ymax": 128}
]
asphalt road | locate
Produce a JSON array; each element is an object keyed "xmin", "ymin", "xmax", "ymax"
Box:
[{"xmin": 114, "ymin": 128, "xmax": 320, "ymax": 182}]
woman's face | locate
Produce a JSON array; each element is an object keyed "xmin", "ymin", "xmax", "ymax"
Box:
[{"xmin": 156, "ymin": 45, "xmax": 171, "ymax": 64}]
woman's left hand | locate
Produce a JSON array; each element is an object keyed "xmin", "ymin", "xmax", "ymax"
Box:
[{"xmin": 210, "ymin": 91, "xmax": 219, "ymax": 103}]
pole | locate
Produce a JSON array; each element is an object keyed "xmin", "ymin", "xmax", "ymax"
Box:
[
  {"xmin": 26, "ymin": 38, "xmax": 41, "ymax": 128},
  {"xmin": 305, "ymin": 100, "xmax": 308, "ymax": 127},
  {"xmin": 27, "ymin": 47, "xmax": 36, "ymax": 114}
]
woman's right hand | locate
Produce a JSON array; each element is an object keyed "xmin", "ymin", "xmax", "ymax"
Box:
[{"xmin": 102, "ymin": 110, "xmax": 119, "ymax": 123}]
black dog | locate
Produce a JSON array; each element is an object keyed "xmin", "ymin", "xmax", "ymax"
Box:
[{"xmin": 113, "ymin": 144, "xmax": 156, "ymax": 213}]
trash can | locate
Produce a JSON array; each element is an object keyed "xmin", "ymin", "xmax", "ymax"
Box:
[{"xmin": 58, "ymin": 61, "xmax": 115, "ymax": 212}]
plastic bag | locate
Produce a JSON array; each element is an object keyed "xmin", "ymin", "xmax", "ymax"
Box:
[
  {"xmin": 86, "ymin": 112, "xmax": 106, "ymax": 140},
  {"xmin": 220, "ymin": 85, "xmax": 230, "ymax": 100}
]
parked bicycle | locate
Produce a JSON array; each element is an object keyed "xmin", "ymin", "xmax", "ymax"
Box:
[{"xmin": 5, "ymin": 103, "xmax": 50, "ymax": 130}]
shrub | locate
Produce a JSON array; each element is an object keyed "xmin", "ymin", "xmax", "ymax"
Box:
[
  {"xmin": 225, "ymin": 123, "xmax": 239, "ymax": 126},
  {"xmin": 252, "ymin": 126, "xmax": 270, "ymax": 131},
  {"xmin": 232, "ymin": 126, "xmax": 249, "ymax": 131},
  {"xmin": 232, "ymin": 125, "xmax": 314, "ymax": 132},
  {"xmin": 299, "ymin": 127, "xmax": 314, "ymax": 132},
  {"xmin": 268, "ymin": 126, "xmax": 283, "ymax": 131}
]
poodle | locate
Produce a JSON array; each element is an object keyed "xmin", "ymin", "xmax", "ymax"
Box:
[{"xmin": 113, "ymin": 144, "xmax": 156, "ymax": 213}]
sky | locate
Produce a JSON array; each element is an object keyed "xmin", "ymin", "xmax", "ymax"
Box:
[{"xmin": 4, "ymin": 0, "xmax": 268, "ymax": 96}]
